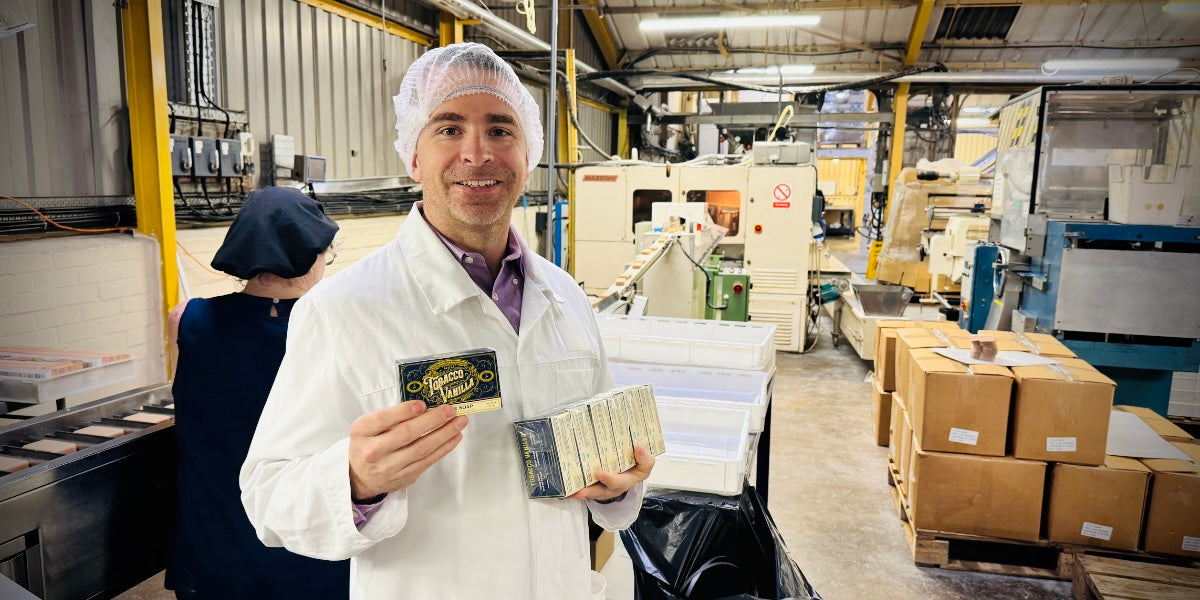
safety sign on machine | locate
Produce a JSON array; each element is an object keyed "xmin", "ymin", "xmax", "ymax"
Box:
[{"xmin": 772, "ymin": 183, "xmax": 791, "ymax": 208}]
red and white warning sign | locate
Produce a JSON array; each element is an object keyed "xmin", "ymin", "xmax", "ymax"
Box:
[{"xmin": 772, "ymin": 183, "xmax": 791, "ymax": 208}]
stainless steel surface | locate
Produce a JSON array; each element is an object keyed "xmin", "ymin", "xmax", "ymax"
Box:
[
  {"xmin": 0, "ymin": 384, "xmax": 177, "ymax": 600},
  {"xmin": 1055, "ymin": 248, "xmax": 1200, "ymax": 338},
  {"xmin": 852, "ymin": 284, "xmax": 913, "ymax": 317}
]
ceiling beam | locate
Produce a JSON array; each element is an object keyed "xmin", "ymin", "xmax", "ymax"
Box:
[
  {"xmin": 578, "ymin": 0, "xmax": 621, "ymax": 69},
  {"xmin": 593, "ymin": 0, "xmax": 1136, "ymax": 13}
]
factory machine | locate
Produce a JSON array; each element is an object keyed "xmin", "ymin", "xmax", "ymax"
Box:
[
  {"xmin": 973, "ymin": 85, "xmax": 1200, "ymax": 413},
  {"xmin": 575, "ymin": 142, "xmax": 819, "ymax": 352},
  {"xmin": 0, "ymin": 384, "xmax": 176, "ymax": 598}
]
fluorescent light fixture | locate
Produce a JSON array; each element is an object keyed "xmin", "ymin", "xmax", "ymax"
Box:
[
  {"xmin": 1041, "ymin": 57, "xmax": 1181, "ymax": 73},
  {"xmin": 961, "ymin": 106, "xmax": 999, "ymax": 114},
  {"xmin": 955, "ymin": 118, "xmax": 994, "ymax": 128},
  {"xmin": 730, "ymin": 65, "xmax": 816, "ymax": 75},
  {"xmin": 1163, "ymin": 2, "xmax": 1200, "ymax": 15},
  {"xmin": 640, "ymin": 14, "xmax": 820, "ymax": 32}
]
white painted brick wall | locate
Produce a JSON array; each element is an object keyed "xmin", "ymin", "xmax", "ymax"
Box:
[
  {"xmin": 176, "ymin": 208, "xmax": 548, "ymax": 303},
  {"xmin": 0, "ymin": 234, "xmax": 166, "ymax": 416}
]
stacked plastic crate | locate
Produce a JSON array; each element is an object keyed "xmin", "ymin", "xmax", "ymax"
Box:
[{"xmin": 595, "ymin": 314, "xmax": 777, "ymax": 495}]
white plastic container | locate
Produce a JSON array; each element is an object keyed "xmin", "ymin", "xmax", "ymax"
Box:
[
  {"xmin": 595, "ymin": 314, "xmax": 777, "ymax": 371},
  {"xmin": 609, "ymin": 361, "xmax": 773, "ymax": 432},
  {"xmin": 1108, "ymin": 164, "xmax": 1189, "ymax": 225},
  {"xmin": 647, "ymin": 403, "xmax": 751, "ymax": 496}
]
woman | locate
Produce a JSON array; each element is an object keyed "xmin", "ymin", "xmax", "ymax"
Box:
[{"xmin": 167, "ymin": 187, "xmax": 349, "ymax": 599}]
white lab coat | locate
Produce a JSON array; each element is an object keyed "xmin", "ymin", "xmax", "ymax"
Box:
[{"xmin": 240, "ymin": 210, "xmax": 643, "ymax": 600}]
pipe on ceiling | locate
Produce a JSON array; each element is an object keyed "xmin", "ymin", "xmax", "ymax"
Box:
[
  {"xmin": 425, "ymin": 0, "xmax": 639, "ymax": 98},
  {"xmin": 629, "ymin": 70, "xmax": 1198, "ymax": 90}
]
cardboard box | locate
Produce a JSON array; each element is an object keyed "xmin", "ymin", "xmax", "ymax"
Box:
[
  {"xmin": 1012, "ymin": 332, "xmax": 1076, "ymax": 358},
  {"xmin": 895, "ymin": 328, "xmax": 967, "ymax": 403},
  {"xmin": 1010, "ymin": 358, "xmax": 1116, "ymax": 465},
  {"xmin": 897, "ymin": 399, "xmax": 914, "ymax": 495},
  {"xmin": 872, "ymin": 378, "xmax": 892, "ymax": 447},
  {"xmin": 908, "ymin": 349, "xmax": 1013, "ymax": 456},
  {"xmin": 591, "ymin": 530, "xmax": 615, "ymax": 571},
  {"xmin": 1173, "ymin": 441, "xmax": 1200, "ymax": 463},
  {"xmin": 909, "ymin": 445, "xmax": 1046, "ymax": 542},
  {"xmin": 1046, "ymin": 456, "xmax": 1150, "ymax": 551},
  {"xmin": 1141, "ymin": 458, "xmax": 1200, "ymax": 558},
  {"xmin": 888, "ymin": 393, "xmax": 905, "ymax": 468},
  {"xmin": 1116, "ymin": 405, "xmax": 1193, "ymax": 442},
  {"xmin": 874, "ymin": 320, "xmax": 961, "ymax": 392}
]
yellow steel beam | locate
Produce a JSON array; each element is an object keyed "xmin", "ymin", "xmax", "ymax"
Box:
[
  {"xmin": 439, "ymin": 10, "xmax": 463, "ymax": 46},
  {"xmin": 876, "ymin": 0, "xmax": 932, "ymax": 277},
  {"xmin": 616, "ymin": 109, "xmax": 629, "ymax": 160},
  {"xmin": 579, "ymin": 0, "xmax": 621, "ymax": 69},
  {"xmin": 121, "ymin": 0, "xmax": 177, "ymax": 371},
  {"xmin": 578, "ymin": 95, "xmax": 615, "ymax": 113},
  {"xmin": 560, "ymin": 49, "xmax": 580, "ymax": 276},
  {"xmin": 903, "ymin": 0, "xmax": 935, "ymax": 66},
  {"xmin": 295, "ymin": 0, "xmax": 434, "ymax": 46}
]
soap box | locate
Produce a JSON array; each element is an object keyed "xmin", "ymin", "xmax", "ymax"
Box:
[
  {"xmin": 514, "ymin": 411, "xmax": 586, "ymax": 498},
  {"xmin": 397, "ymin": 348, "xmax": 502, "ymax": 415},
  {"xmin": 585, "ymin": 395, "xmax": 621, "ymax": 475},
  {"xmin": 569, "ymin": 403, "xmax": 603, "ymax": 485}
]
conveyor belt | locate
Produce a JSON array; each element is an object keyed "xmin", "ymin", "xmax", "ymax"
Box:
[{"xmin": 0, "ymin": 383, "xmax": 177, "ymax": 599}]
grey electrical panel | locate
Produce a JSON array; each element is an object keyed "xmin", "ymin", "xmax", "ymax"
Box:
[
  {"xmin": 191, "ymin": 137, "xmax": 220, "ymax": 177},
  {"xmin": 170, "ymin": 135, "xmax": 192, "ymax": 177},
  {"xmin": 218, "ymin": 138, "xmax": 242, "ymax": 177}
]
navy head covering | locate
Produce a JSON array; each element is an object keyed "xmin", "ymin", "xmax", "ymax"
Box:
[{"xmin": 211, "ymin": 187, "xmax": 339, "ymax": 279}]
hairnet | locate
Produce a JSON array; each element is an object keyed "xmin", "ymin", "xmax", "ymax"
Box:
[
  {"xmin": 211, "ymin": 186, "xmax": 339, "ymax": 280},
  {"xmin": 392, "ymin": 42, "xmax": 543, "ymax": 179}
]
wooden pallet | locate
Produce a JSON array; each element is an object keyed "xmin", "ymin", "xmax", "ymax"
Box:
[
  {"xmin": 885, "ymin": 462, "xmax": 1199, "ymax": 580},
  {"xmin": 1072, "ymin": 554, "xmax": 1200, "ymax": 599}
]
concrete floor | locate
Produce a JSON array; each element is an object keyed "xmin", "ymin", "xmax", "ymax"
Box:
[
  {"xmin": 765, "ymin": 326, "xmax": 1071, "ymax": 599},
  {"xmin": 119, "ymin": 324, "xmax": 1071, "ymax": 599}
]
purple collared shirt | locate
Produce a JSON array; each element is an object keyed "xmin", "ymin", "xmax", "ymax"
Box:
[
  {"xmin": 427, "ymin": 219, "xmax": 526, "ymax": 334},
  {"xmin": 352, "ymin": 207, "xmax": 527, "ymax": 528}
]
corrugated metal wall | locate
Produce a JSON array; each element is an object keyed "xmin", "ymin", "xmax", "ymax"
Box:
[
  {"xmin": 217, "ymin": 0, "xmax": 422, "ymax": 183},
  {"xmin": 816, "ymin": 157, "xmax": 867, "ymax": 209},
  {"xmin": 525, "ymin": 86, "xmax": 615, "ymax": 194},
  {"xmin": 0, "ymin": 0, "xmax": 129, "ymax": 198},
  {"xmin": 954, "ymin": 133, "xmax": 997, "ymax": 165}
]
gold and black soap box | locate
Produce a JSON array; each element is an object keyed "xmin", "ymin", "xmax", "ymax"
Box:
[{"xmin": 397, "ymin": 348, "xmax": 502, "ymax": 415}]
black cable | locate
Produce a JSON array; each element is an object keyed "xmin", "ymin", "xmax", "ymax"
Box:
[
  {"xmin": 189, "ymin": 4, "xmax": 204, "ymax": 134},
  {"xmin": 670, "ymin": 241, "xmax": 728, "ymax": 312},
  {"xmin": 192, "ymin": 4, "xmax": 231, "ymax": 138}
]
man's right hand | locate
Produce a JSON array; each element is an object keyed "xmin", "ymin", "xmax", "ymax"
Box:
[{"xmin": 348, "ymin": 401, "xmax": 467, "ymax": 501}]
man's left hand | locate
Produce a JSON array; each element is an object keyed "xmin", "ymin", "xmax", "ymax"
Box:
[{"xmin": 565, "ymin": 445, "xmax": 655, "ymax": 502}]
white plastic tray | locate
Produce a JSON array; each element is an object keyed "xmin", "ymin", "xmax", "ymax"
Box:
[
  {"xmin": 610, "ymin": 361, "xmax": 774, "ymax": 433},
  {"xmin": 0, "ymin": 359, "xmax": 135, "ymax": 405},
  {"xmin": 595, "ymin": 314, "xmax": 777, "ymax": 371},
  {"xmin": 647, "ymin": 403, "xmax": 751, "ymax": 496}
]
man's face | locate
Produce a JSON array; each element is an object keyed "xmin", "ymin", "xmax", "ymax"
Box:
[{"xmin": 412, "ymin": 93, "xmax": 529, "ymax": 230}]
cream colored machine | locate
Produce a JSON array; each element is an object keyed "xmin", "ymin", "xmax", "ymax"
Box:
[{"xmin": 574, "ymin": 146, "xmax": 817, "ymax": 351}]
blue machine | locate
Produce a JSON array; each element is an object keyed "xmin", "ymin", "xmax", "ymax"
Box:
[
  {"xmin": 1017, "ymin": 221, "xmax": 1200, "ymax": 413},
  {"xmin": 989, "ymin": 86, "xmax": 1200, "ymax": 415},
  {"xmin": 552, "ymin": 200, "xmax": 568, "ymax": 268},
  {"xmin": 959, "ymin": 243, "xmax": 999, "ymax": 333}
]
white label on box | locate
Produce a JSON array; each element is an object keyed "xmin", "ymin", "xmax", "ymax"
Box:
[
  {"xmin": 948, "ymin": 428, "xmax": 979, "ymax": 446},
  {"xmin": 1080, "ymin": 522, "xmax": 1113, "ymax": 541},
  {"xmin": 1183, "ymin": 536, "xmax": 1200, "ymax": 552},
  {"xmin": 1046, "ymin": 437, "xmax": 1077, "ymax": 452}
]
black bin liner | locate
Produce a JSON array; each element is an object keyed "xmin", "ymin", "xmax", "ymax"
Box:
[{"xmin": 620, "ymin": 483, "xmax": 822, "ymax": 600}]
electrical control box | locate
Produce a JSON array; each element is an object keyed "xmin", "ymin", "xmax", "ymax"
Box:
[
  {"xmin": 169, "ymin": 135, "xmax": 192, "ymax": 177},
  {"xmin": 190, "ymin": 137, "xmax": 220, "ymax": 177},
  {"xmin": 293, "ymin": 155, "xmax": 327, "ymax": 183},
  {"xmin": 218, "ymin": 138, "xmax": 242, "ymax": 177}
]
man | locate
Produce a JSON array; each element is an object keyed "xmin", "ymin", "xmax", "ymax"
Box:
[{"xmin": 240, "ymin": 43, "xmax": 653, "ymax": 599}]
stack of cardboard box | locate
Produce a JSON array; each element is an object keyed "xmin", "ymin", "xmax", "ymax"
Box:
[{"xmin": 875, "ymin": 323, "xmax": 1200, "ymax": 559}]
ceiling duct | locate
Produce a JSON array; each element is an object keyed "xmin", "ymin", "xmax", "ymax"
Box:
[{"xmin": 424, "ymin": 0, "xmax": 638, "ymax": 98}]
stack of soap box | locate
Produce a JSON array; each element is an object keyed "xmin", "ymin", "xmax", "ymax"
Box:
[{"xmin": 514, "ymin": 384, "xmax": 664, "ymax": 499}]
